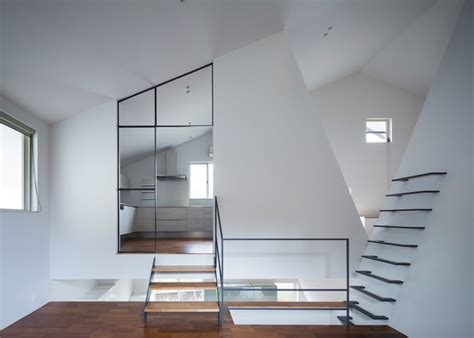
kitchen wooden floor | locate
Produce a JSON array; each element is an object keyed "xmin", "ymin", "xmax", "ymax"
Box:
[
  {"xmin": 120, "ymin": 238, "xmax": 213, "ymax": 254},
  {"xmin": 1, "ymin": 302, "xmax": 407, "ymax": 338}
]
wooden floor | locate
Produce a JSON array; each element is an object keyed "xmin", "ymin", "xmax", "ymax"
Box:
[
  {"xmin": 120, "ymin": 238, "xmax": 213, "ymax": 254},
  {"xmin": 1, "ymin": 302, "xmax": 407, "ymax": 338}
]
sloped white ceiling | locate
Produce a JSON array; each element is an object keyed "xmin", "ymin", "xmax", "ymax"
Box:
[
  {"xmin": 0, "ymin": 0, "xmax": 285, "ymax": 123},
  {"xmin": 287, "ymin": 0, "xmax": 436, "ymax": 91},
  {"xmin": 0, "ymin": 0, "xmax": 463, "ymax": 123},
  {"xmin": 362, "ymin": 0, "xmax": 465, "ymax": 97}
]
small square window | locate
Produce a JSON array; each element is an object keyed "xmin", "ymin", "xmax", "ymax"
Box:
[{"xmin": 366, "ymin": 118, "xmax": 391, "ymax": 143}]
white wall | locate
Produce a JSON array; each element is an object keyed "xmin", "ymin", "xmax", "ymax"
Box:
[
  {"xmin": 0, "ymin": 96, "xmax": 50, "ymax": 329},
  {"xmin": 312, "ymin": 73, "xmax": 424, "ymax": 218},
  {"xmin": 214, "ymin": 32, "xmax": 367, "ymax": 279},
  {"xmin": 352, "ymin": 3, "xmax": 472, "ymax": 336},
  {"xmin": 387, "ymin": 3, "xmax": 473, "ymax": 337},
  {"xmin": 49, "ymin": 101, "xmax": 152, "ymax": 279}
]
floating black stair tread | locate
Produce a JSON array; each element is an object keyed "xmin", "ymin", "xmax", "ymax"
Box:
[
  {"xmin": 368, "ymin": 240, "xmax": 418, "ymax": 248},
  {"xmin": 392, "ymin": 172, "xmax": 447, "ymax": 181},
  {"xmin": 337, "ymin": 315, "xmax": 354, "ymax": 326},
  {"xmin": 380, "ymin": 208, "xmax": 432, "ymax": 212},
  {"xmin": 361, "ymin": 255, "xmax": 411, "ymax": 266},
  {"xmin": 386, "ymin": 190, "xmax": 440, "ymax": 197},
  {"xmin": 374, "ymin": 225, "xmax": 426, "ymax": 230},
  {"xmin": 350, "ymin": 303, "xmax": 389, "ymax": 320},
  {"xmin": 350, "ymin": 286, "xmax": 396, "ymax": 302},
  {"xmin": 355, "ymin": 270, "xmax": 403, "ymax": 284}
]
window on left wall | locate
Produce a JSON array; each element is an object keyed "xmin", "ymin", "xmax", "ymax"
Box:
[{"xmin": 0, "ymin": 111, "xmax": 35, "ymax": 210}]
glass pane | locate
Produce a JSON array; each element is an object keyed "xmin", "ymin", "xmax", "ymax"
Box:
[
  {"xmin": 119, "ymin": 128, "xmax": 155, "ymax": 189},
  {"xmin": 157, "ymin": 66, "xmax": 212, "ymax": 126},
  {"xmin": 190, "ymin": 164, "xmax": 207, "ymax": 199},
  {"xmin": 366, "ymin": 120, "xmax": 387, "ymax": 132},
  {"xmin": 208, "ymin": 163, "xmax": 214, "ymax": 198},
  {"xmin": 366, "ymin": 132, "xmax": 387, "ymax": 143},
  {"xmin": 119, "ymin": 191, "xmax": 155, "ymax": 253},
  {"xmin": 119, "ymin": 89, "xmax": 155, "ymax": 126},
  {"xmin": 0, "ymin": 124, "xmax": 24, "ymax": 209}
]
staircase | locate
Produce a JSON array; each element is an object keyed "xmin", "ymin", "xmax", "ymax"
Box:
[
  {"xmin": 144, "ymin": 257, "xmax": 221, "ymax": 323},
  {"xmin": 144, "ymin": 197, "xmax": 354, "ymax": 327},
  {"xmin": 340, "ymin": 171, "xmax": 447, "ymax": 325}
]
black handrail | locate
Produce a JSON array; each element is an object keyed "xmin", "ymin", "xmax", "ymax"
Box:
[{"xmin": 213, "ymin": 196, "xmax": 350, "ymax": 327}]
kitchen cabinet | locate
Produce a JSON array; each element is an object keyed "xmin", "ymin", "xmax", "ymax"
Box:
[{"xmin": 133, "ymin": 206, "xmax": 213, "ymax": 232}]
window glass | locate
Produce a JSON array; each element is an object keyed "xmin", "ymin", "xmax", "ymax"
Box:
[
  {"xmin": 208, "ymin": 163, "xmax": 214, "ymax": 197},
  {"xmin": 190, "ymin": 163, "xmax": 208, "ymax": 199},
  {"xmin": 190, "ymin": 163, "xmax": 213, "ymax": 199},
  {"xmin": 0, "ymin": 124, "xmax": 25, "ymax": 209},
  {"xmin": 366, "ymin": 119, "xmax": 391, "ymax": 143}
]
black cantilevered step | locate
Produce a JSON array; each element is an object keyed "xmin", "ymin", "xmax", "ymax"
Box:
[
  {"xmin": 337, "ymin": 315, "xmax": 354, "ymax": 325},
  {"xmin": 350, "ymin": 286, "xmax": 396, "ymax": 302},
  {"xmin": 355, "ymin": 270, "xmax": 403, "ymax": 284},
  {"xmin": 380, "ymin": 208, "xmax": 432, "ymax": 212},
  {"xmin": 386, "ymin": 190, "xmax": 439, "ymax": 197},
  {"xmin": 361, "ymin": 255, "xmax": 411, "ymax": 266},
  {"xmin": 350, "ymin": 303, "xmax": 389, "ymax": 320},
  {"xmin": 392, "ymin": 172, "xmax": 447, "ymax": 182},
  {"xmin": 374, "ymin": 225, "xmax": 426, "ymax": 230},
  {"xmin": 368, "ymin": 240, "xmax": 417, "ymax": 248}
]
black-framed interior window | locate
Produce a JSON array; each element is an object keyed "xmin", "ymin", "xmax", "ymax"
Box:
[{"xmin": 116, "ymin": 63, "xmax": 213, "ymax": 253}]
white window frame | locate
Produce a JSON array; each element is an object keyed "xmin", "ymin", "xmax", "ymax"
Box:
[
  {"xmin": 366, "ymin": 118, "xmax": 392, "ymax": 143},
  {"xmin": 0, "ymin": 111, "xmax": 35, "ymax": 211},
  {"xmin": 189, "ymin": 162, "xmax": 213, "ymax": 200}
]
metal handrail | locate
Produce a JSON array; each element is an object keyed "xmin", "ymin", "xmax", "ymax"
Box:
[{"xmin": 213, "ymin": 196, "xmax": 350, "ymax": 327}]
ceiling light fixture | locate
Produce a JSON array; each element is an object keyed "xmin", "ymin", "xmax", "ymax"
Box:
[{"xmin": 323, "ymin": 25, "xmax": 333, "ymax": 38}]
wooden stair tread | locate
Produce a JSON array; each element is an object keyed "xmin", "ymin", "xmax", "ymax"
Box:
[
  {"xmin": 149, "ymin": 281, "xmax": 217, "ymax": 290},
  {"xmin": 153, "ymin": 265, "xmax": 215, "ymax": 273},
  {"xmin": 225, "ymin": 301, "xmax": 347, "ymax": 309},
  {"xmin": 145, "ymin": 302, "xmax": 219, "ymax": 313}
]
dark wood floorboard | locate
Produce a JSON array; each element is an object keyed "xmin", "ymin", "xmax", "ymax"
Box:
[
  {"xmin": 120, "ymin": 238, "xmax": 213, "ymax": 254},
  {"xmin": 1, "ymin": 302, "xmax": 407, "ymax": 338}
]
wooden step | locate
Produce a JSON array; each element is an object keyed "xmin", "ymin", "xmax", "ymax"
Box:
[
  {"xmin": 225, "ymin": 301, "xmax": 347, "ymax": 309},
  {"xmin": 152, "ymin": 265, "xmax": 215, "ymax": 273},
  {"xmin": 145, "ymin": 301, "xmax": 219, "ymax": 313},
  {"xmin": 149, "ymin": 281, "xmax": 217, "ymax": 291}
]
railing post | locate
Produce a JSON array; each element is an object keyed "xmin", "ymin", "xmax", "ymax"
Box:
[
  {"xmin": 220, "ymin": 236, "xmax": 224, "ymax": 327},
  {"xmin": 346, "ymin": 239, "xmax": 350, "ymax": 325}
]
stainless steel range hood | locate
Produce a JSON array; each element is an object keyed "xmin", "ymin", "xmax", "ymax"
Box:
[{"xmin": 157, "ymin": 149, "xmax": 187, "ymax": 181}]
